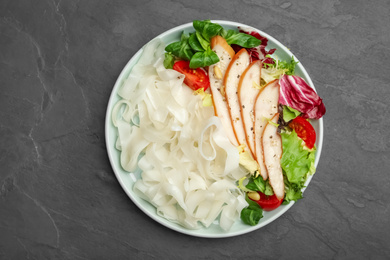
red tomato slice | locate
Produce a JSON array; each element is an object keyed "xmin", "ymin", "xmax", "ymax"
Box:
[
  {"xmin": 250, "ymin": 192, "xmax": 283, "ymax": 211},
  {"xmin": 173, "ymin": 60, "xmax": 210, "ymax": 91},
  {"xmin": 288, "ymin": 116, "xmax": 316, "ymax": 149}
]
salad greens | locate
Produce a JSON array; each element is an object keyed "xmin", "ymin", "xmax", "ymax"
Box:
[
  {"xmin": 280, "ymin": 130, "xmax": 316, "ymax": 203},
  {"xmin": 283, "ymin": 105, "xmax": 301, "ymax": 122},
  {"xmin": 245, "ymin": 175, "xmax": 274, "ymax": 196},
  {"xmin": 260, "ymin": 56, "xmax": 299, "ymax": 87},
  {"xmin": 164, "ymin": 20, "xmax": 261, "ymax": 69},
  {"xmin": 240, "ymin": 193, "xmax": 263, "ymax": 226},
  {"xmin": 264, "ymin": 56, "xmax": 299, "ymax": 76},
  {"xmin": 222, "ymin": 29, "xmax": 262, "ymax": 48}
]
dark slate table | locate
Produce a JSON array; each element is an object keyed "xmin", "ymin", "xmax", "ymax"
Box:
[{"xmin": 1, "ymin": 0, "xmax": 389, "ymax": 259}]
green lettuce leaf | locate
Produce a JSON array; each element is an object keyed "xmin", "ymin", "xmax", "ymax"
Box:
[
  {"xmin": 283, "ymin": 176, "xmax": 303, "ymax": 204},
  {"xmin": 281, "ymin": 130, "xmax": 315, "ymax": 186},
  {"xmin": 283, "ymin": 105, "xmax": 301, "ymax": 122}
]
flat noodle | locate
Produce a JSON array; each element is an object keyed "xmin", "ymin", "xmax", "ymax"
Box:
[{"xmin": 112, "ymin": 39, "xmax": 249, "ymax": 231}]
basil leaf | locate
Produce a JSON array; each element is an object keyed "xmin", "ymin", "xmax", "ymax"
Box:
[
  {"xmin": 223, "ymin": 29, "xmax": 237, "ymax": 39},
  {"xmin": 189, "ymin": 33, "xmax": 204, "ymax": 51},
  {"xmin": 193, "ymin": 20, "xmax": 223, "ymax": 41},
  {"xmin": 225, "ymin": 31, "xmax": 261, "ymax": 48},
  {"xmin": 196, "ymin": 31, "xmax": 209, "ymax": 50},
  {"xmin": 165, "ymin": 32, "xmax": 194, "ymax": 60},
  {"xmin": 240, "ymin": 193, "xmax": 263, "ymax": 226},
  {"xmin": 163, "ymin": 52, "xmax": 175, "ymax": 69},
  {"xmin": 189, "ymin": 47, "xmax": 219, "ymax": 68}
]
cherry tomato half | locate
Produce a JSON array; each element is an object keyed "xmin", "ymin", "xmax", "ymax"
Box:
[
  {"xmin": 173, "ymin": 60, "xmax": 210, "ymax": 91},
  {"xmin": 288, "ymin": 116, "xmax": 316, "ymax": 149},
  {"xmin": 250, "ymin": 192, "xmax": 283, "ymax": 211}
]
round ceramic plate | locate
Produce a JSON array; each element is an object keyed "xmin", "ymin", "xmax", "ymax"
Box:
[{"xmin": 105, "ymin": 20, "xmax": 323, "ymax": 238}]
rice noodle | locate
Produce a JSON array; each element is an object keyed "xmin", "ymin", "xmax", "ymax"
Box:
[{"xmin": 112, "ymin": 39, "xmax": 248, "ymax": 231}]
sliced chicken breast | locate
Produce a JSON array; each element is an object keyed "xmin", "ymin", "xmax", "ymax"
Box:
[
  {"xmin": 238, "ymin": 60, "xmax": 262, "ymax": 157},
  {"xmin": 253, "ymin": 79, "xmax": 279, "ymax": 180},
  {"xmin": 209, "ymin": 36, "xmax": 238, "ymax": 146},
  {"xmin": 262, "ymin": 113, "xmax": 284, "ymax": 199},
  {"xmin": 224, "ymin": 49, "xmax": 250, "ymax": 146}
]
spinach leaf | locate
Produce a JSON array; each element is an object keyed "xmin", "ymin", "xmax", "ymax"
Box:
[
  {"xmin": 240, "ymin": 193, "xmax": 263, "ymax": 226},
  {"xmin": 189, "ymin": 47, "xmax": 219, "ymax": 68},
  {"xmin": 165, "ymin": 32, "xmax": 194, "ymax": 60},
  {"xmin": 193, "ymin": 20, "xmax": 223, "ymax": 41},
  {"xmin": 221, "ymin": 29, "xmax": 236, "ymax": 39},
  {"xmin": 196, "ymin": 31, "xmax": 209, "ymax": 50},
  {"xmin": 188, "ymin": 33, "xmax": 204, "ymax": 52},
  {"xmin": 225, "ymin": 31, "xmax": 261, "ymax": 48}
]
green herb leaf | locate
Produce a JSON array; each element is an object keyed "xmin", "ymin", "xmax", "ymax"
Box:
[
  {"xmin": 245, "ymin": 175, "xmax": 266, "ymax": 193},
  {"xmin": 193, "ymin": 20, "xmax": 223, "ymax": 41},
  {"xmin": 225, "ymin": 31, "xmax": 261, "ymax": 48},
  {"xmin": 165, "ymin": 32, "xmax": 194, "ymax": 61},
  {"xmin": 196, "ymin": 31, "xmax": 210, "ymax": 50},
  {"xmin": 189, "ymin": 46, "xmax": 219, "ymax": 68},
  {"xmin": 188, "ymin": 33, "xmax": 204, "ymax": 52},
  {"xmin": 244, "ymin": 175, "xmax": 274, "ymax": 195},
  {"xmin": 163, "ymin": 52, "xmax": 175, "ymax": 69},
  {"xmin": 283, "ymin": 105, "xmax": 301, "ymax": 122},
  {"xmin": 240, "ymin": 193, "xmax": 263, "ymax": 226}
]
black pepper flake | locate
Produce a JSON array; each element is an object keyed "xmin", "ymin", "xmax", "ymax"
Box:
[
  {"xmin": 237, "ymin": 75, "xmax": 240, "ymax": 78},
  {"xmin": 242, "ymin": 105, "xmax": 245, "ymax": 108}
]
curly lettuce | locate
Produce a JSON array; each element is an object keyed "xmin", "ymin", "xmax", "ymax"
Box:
[{"xmin": 280, "ymin": 130, "xmax": 316, "ymax": 203}]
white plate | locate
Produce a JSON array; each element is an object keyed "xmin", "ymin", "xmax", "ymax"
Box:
[{"xmin": 105, "ymin": 20, "xmax": 323, "ymax": 238}]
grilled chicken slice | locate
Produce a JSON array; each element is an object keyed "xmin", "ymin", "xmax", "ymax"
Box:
[
  {"xmin": 209, "ymin": 36, "xmax": 237, "ymax": 146},
  {"xmin": 238, "ymin": 60, "xmax": 262, "ymax": 157},
  {"xmin": 262, "ymin": 113, "xmax": 284, "ymax": 199},
  {"xmin": 253, "ymin": 79, "xmax": 279, "ymax": 180},
  {"xmin": 224, "ymin": 48, "xmax": 250, "ymax": 146}
]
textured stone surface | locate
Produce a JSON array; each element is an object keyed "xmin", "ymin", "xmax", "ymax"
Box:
[{"xmin": 1, "ymin": 0, "xmax": 390, "ymax": 259}]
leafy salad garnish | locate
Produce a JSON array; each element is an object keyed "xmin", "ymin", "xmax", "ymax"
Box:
[{"xmin": 164, "ymin": 20, "xmax": 261, "ymax": 69}]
